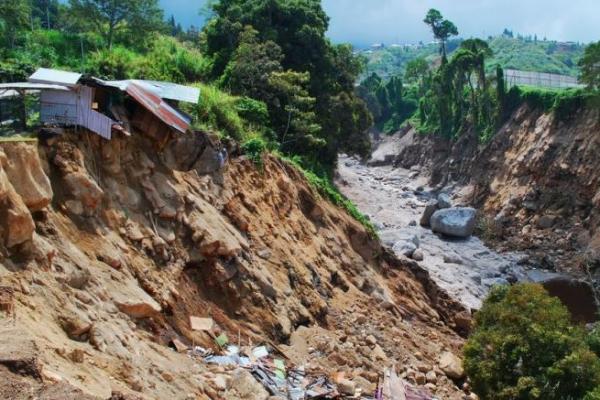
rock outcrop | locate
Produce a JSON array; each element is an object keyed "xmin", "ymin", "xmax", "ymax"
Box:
[{"xmin": 394, "ymin": 104, "xmax": 600, "ymax": 278}]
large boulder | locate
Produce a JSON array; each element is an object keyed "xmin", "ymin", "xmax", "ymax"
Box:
[
  {"xmin": 420, "ymin": 199, "xmax": 439, "ymax": 227},
  {"xmin": 0, "ymin": 150, "xmax": 35, "ymax": 248},
  {"xmin": 439, "ymin": 351, "xmax": 465, "ymax": 379},
  {"xmin": 430, "ymin": 207, "xmax": 477, "ymax": 238},
  {"xmin": 527, "ymin": 271, "xmax": 598, "ymax": 323},
  {"xmin": 1, "ymin": 143, "xmax": 53, "ymax": 211}
]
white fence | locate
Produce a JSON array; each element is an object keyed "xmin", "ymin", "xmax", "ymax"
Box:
[{"xmin": 504, "ymin": 69, "xmax": 584, "ymax": 89}]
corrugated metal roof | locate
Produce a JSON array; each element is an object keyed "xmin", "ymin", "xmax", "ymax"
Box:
[
  {"xmin": 126, "ymin": 82, "xmax": 191, "ymax": 134},
  {"xmin": 0, "ymin": 82, "xmax": 70, "ymax": 91},
  {"xmin": 94, "ymin": 79, "xmax": 200, "ymax": 103},
  {"xmin": 138, "ymin": 81, "xmax": 200, "ymax": 103},
  {"xmin": 29, "ymin": 68, "xmax": 82, "ymax": 86}
]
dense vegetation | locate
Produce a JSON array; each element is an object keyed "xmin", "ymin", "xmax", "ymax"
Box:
[
  {"xmin": 359, "ymin": 9, "xmax": 600, "ymax": 142},
  {"xmin": 0, "ymin": 0, "xmax": 375, "ymax": 230},
  {"xmin": 464, "ymin": 284, "xmax": 600, "ymax": 400},
  {"xmin": 203, "ymin": 0, "xmax": 372, "ymax": 172},
  {"xmin": 361, "ymin": 35, "xmax": 585, "ymax": 81},
  {"xmin": 356, "ymin": 73, "xmax": 418, "ymax": 133}
]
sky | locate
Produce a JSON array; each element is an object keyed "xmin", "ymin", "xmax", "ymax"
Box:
[{"xmin": 160, "ymin": 0, "xmax": 600, "ymax": 46}]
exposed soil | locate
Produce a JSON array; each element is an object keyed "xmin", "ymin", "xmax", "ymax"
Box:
[{"xmin": 0, "ymin": 130, "xmax": 471, "ymax": 399}]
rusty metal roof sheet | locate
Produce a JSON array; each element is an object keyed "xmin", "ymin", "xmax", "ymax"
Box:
[
  {"xmin": 126, "ymin": 82, "xmax": 191, "ymax": 134},
  {"xmin": 28, "ymin": 68, "xmax": 82, "ymax": 86}
]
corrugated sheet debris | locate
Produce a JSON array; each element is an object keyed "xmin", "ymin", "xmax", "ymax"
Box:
[{"xmin": 125, "ymin": 82, "xmax": 192, "ymax": 134}]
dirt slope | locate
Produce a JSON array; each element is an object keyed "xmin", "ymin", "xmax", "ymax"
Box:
[
  {"xmin": 394, "ymin": 104, "xmax": 600, "ymax": 277},
  {"xmin": 0, "ymin": 130, "xmax": 468, "ymax": 399}
]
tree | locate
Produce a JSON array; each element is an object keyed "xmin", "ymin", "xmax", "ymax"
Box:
[
  {"xmin": 267, "ymin": 70, "xmax": 322, "ymax": 156},
  {"xmin": 67, "ymin": 0, "xmax": 164, "ymax": 49},
  {"xmin": 405, "ymin": 58, "xmax": 429, "ymax": 84},
  {"xmin": 0, "ymin": 0, "xmax": 31, "ymax": 48},
  {"xmin": 580, "ymin": 41, "xmax": 600, "ymax": 90},
  {"xmin": 31, "ymin": 0, "xmax": 61, "ymax": 29},
  {"xmin": 204, "ymin": 0, "xmax": 372, "ymax": 170},
  {"xmin": 167, "ymin": 15, "xmax": 183, "ymax": 37},
  {"xmin": 424, "ymin": 9, "xmax": 458, "ymax": 62},
  {"xmin": 464, "ymin": 284, "xmax": 600, "ymax": 400},
  {"xmin": 220, "ymin": 26, "xmax": 284, "ymax": 101},
  {"xmin": 460, "ymin": 39, "xmax": 493, "ymax": 125}
]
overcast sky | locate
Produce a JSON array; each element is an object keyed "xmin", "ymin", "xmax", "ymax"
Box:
[{"xmin": 161, "ymin": 0, "xmax": 600, "ymax": 46}]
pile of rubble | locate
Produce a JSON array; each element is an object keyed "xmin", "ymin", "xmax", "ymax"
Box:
[{"xmin": 174, "ymin": 316, "xmax": 436, "ymax": 399}]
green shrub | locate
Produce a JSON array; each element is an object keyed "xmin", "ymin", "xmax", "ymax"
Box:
[
  {"xmin": 464, "ymin": 283, "xmax": 600, "ymax": 400},
  {"xmin": 586, "ymin": 323, "xmax": 600, "ymax": 358},
  {"xmin": 241, "ymin": 136, "xmax": 267, "ymax": 167},
  {"xmin": 131, "ymin": 36, "xmax": 209, "ymax": 83},
  {"xmin": 504, "ymin": 86, "xmax": 600, "ymax": 122},
  {"xmin": 194, "ymin": 84, "xmax": 246, "ymax": 140},
  {"xmin": 585, "ymin": 387, "xmax": 600, "ymax": 400},
  {"xmin": 234, "ymin": 97, "xmax": 269, "ymax": 127},
  {"xmin": 517, "ymin": 86, "xmax": 558, "ymax": 110},
  {"xmin": 86, "ymin": 46, "xmax": 141, "ymax": 80}
]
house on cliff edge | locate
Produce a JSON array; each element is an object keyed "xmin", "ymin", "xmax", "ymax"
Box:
[{"xmin": 0, "ymin": 68, "xmax": 200, "ymax": 143}]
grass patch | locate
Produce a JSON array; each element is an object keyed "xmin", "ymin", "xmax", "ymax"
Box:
[{"xmin": 190, "ymin": 83, "xmax": 271, "ymax": 143}]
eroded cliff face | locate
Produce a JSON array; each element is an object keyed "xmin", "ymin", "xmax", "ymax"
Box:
[
  {"xmin": 0, "ymin": 130, "xmax": 467, "ymax": 399},
  {"xmin": 395, "ymin": 104, "xmax": 600, "ymax": 275}
]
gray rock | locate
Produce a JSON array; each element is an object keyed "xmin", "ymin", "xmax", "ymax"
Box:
[
  {"xmin": 381, "ymin": 230, "xmax": 419, "ymax": 248},
  {"xmin": 393, "ymin": 240, "xmax": 417, "ymax": 257},
  {"xmin": 437, "ymin": 193, "xmax": 452, "ymax": 209},
  {"xmin": 443, "ymin": 253, "xmax": 464, "ymax": 265},
  {"xmin": 420, "ymin": 199, "xmax": 439, "ymax": 227},
  {"xmin": 482, "ymin": 278, "xmax": 510, "ymax": 287},
  {"xmin": 412, "ymin": 249, "xmax": 424, "ymax": 261},
  {"xmin": 431, "ymin": 207, "xmax": 477, "ymax": 238},
  {"xmin": 538, "ymin": 215, "xmax": 557, "ymax": 229}
]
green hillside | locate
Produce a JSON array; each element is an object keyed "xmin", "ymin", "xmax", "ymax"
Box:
[
  {"xmin": 361, "ymin": 36, "xmax": 585, "ymax": 80},
  {"xmin": 489, "ymin": 36, "xmax": 584, "ymax": 76}
]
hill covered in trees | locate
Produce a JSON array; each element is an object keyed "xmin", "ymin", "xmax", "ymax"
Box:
[{"xmin": 362, "ymin": 34, "xmax": 585, "ymax": 80}]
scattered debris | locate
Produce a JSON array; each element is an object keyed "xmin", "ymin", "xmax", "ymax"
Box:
[
  {"xmin": 179, "ymin": 330, "xmax": 434, "ymax": 399},
  {"xmin": 189, "ymin": 316, "xmax": 214, "ymax": 331},
  {"xmin": 169, "ymin": 338, "xmax": 188, "ymax": 353}
]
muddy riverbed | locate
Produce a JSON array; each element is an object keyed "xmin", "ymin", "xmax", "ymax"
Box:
[{"xmin": 336, "ymin": 154, "xmax": 554, "ymax": 311}]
